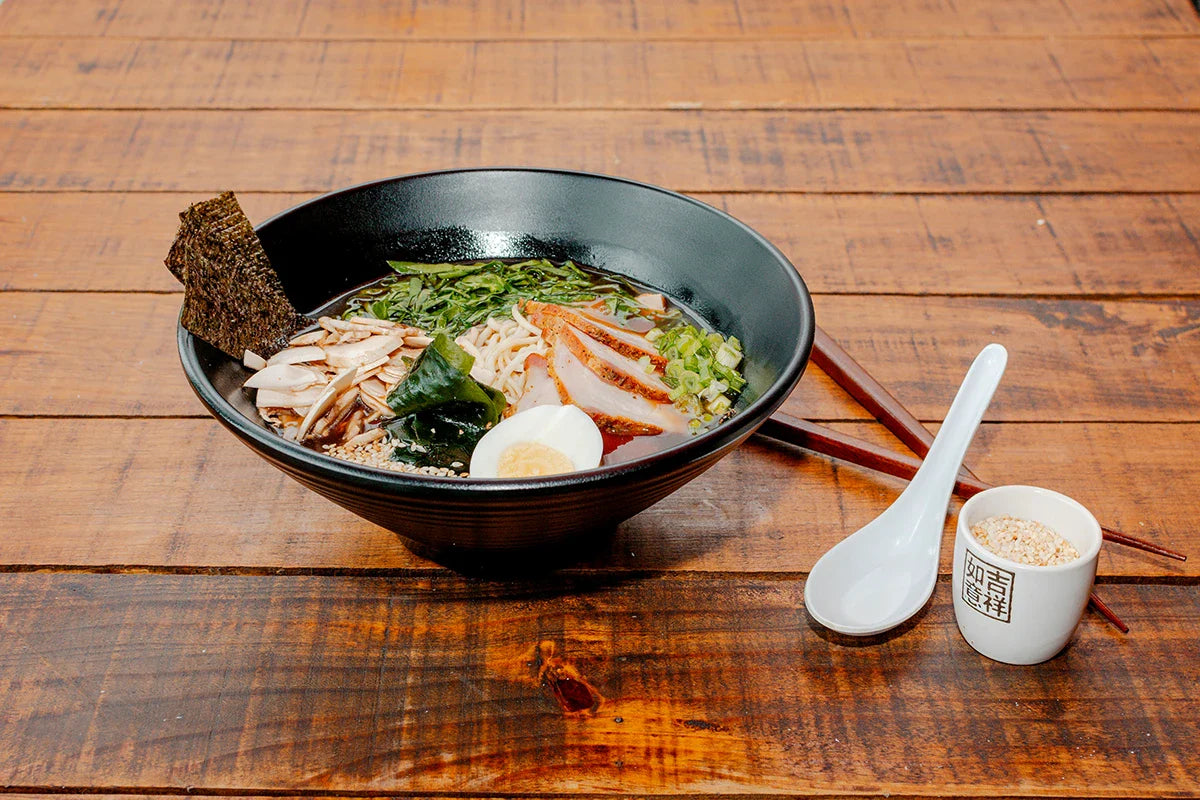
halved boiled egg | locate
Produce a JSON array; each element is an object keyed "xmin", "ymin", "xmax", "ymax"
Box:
[{"xmin": 469, "ymin": 404, "xmax": 603, "ymax": 479}]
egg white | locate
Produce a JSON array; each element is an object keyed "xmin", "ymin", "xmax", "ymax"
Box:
[{"xmin": 469, "ymin": 404, "xmax": 603, "ymax": 478}]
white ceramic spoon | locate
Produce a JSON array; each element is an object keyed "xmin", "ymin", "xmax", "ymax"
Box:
[{"xmin": 804, "ymin": 343, "xmax": 1008, "ymax": 636}]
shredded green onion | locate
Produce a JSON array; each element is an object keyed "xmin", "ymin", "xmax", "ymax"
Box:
[{"xmin": 343, "ymin": 258, "xmax": 646, "ymax": 336}]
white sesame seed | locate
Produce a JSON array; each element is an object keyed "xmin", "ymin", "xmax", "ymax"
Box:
[
  {"xmin": 322, "ymin": 436, "xmax": 466, "ymax": 478},
  {"xmin": 971, "ymin": 515, "xmax": 1080, "ymax": 567}
]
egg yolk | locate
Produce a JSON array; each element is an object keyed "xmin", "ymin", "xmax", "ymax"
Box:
[{"xmin": 496, "ymin": 441, "xmax": 574, "ymax": 478}]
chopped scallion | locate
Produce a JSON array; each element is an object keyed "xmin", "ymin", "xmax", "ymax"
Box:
[{"xmin": 654, "ymin": 322, "xmax": 745, "ymax": 420}]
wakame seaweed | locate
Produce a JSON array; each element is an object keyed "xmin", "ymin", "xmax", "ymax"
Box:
[
  {"xmin": 344, "ymin": 258, "xmax": 644, "ymax": 336},
  {"xmin": 384, "ymin": 334, "xmax": 507, "ymax": 470}
]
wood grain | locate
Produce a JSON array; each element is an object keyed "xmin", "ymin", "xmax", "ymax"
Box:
[
  {"xmin": 810, "ymin": 295, "xmax": 1200, "ymax": 424},
  {"xmin": 1, "ymin": 0, "xmax": 1198, "ymax": 795},
  {"xmin": 1, "ymin": 0, "xmax": 1196, "ymax": 38},
  {"xmin": 3, "ymin": 292, "xmax": 1197, "ymax": 422},
  {"xmin": 723, "ymin": 192, "xmax": 1200, "ymax": 296},
  {"xmin": 6, "ymin": 192, "xmax": 1200, "ymax": 295},
  {"xmin": 5, "ymin": 192, "xmax": 1199, "ymax": 295},
  {"xmin": 3, "ymin": 110, "xmax": 1200, "ymax": 193},
  {"xmin": 4, "ymin": 37, "xmax": 1200, "ymax": 111},
  {"xmin": 0, "ymin": 193, "xmax": 309, "ymax": 292},
  {"xmin": 0, "ymin": 573, "xmax": 1196, "ymax": 794},
  {"xmin": 0, "ymin": 418, "xmax": 1191, "ymax": 576}
]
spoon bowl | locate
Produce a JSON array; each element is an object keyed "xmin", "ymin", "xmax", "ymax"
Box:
[{"xmin": 805, "ymin": 343, "xmax": 1008, "ymax": 635}]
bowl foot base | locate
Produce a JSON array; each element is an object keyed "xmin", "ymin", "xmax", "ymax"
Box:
[{"xmin": 395, "ymin": 526, "xmax": 618, "ymax": 575}]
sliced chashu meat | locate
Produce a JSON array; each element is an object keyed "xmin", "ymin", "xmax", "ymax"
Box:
[
  {"xmin": 524, "ymin": 301, "xmax": 667, "ymax": 368},
  {"xmin": 547, "ymin": 343, "xmax": 690, "ymax": 436},
  {"xmin": 555, "ymin": 322, "xmax": 672, "ymax": 403},
  {"xmin": 514, "ymin": 353, "xmax": 563, "ymax": 415}
]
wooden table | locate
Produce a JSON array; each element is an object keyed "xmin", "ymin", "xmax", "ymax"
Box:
[{"xmin": 2, "ymin": 0, "xmax": 1199, "ymax": 796}]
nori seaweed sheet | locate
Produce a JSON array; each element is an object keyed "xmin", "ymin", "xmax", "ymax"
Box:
[{"xmin": 165, "ymin": 192, "xmax": 310, "ymax": 359}]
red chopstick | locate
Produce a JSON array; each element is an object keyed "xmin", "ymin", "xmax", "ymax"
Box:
[{"xmin": 811, "ymin": 327, "xmax": 973, "ymax": 472}]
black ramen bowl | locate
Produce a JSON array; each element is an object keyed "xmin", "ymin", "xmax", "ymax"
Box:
[{"xmin": 178, "ymin": 169, "xmax": 814, "ymax": 563}]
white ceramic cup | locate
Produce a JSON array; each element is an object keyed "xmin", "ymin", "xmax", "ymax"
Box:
[{"xmin": 952, "ymin": 485, "xmax": 1102, "ymax": 665}]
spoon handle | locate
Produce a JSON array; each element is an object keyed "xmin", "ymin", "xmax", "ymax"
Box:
[{"xmin": 895, "ymin": 344, "xmax": 1008, "ymax": 523}]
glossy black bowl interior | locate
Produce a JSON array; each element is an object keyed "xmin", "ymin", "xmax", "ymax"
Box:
[{"xmin": 179, "ymin": 169, "xmax": 815, "ymax": 562}]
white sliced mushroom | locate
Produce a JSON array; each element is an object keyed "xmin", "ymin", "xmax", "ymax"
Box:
[
  {"xmin": 343, "ymin": 409, "xmax": 365, "ymax": 440},
  {"xmin": 287, "ymin": 330, "xmax": 325, "ymax": 347},
  {"xmin": 348, "ymin": 315, "xmax": 398, "ymax": 330},
  {"xmin": 323, "ymin": 334, "xmax": 405, "ymax": 369},
  {"xmin": 358, "ymin": 377, "xmax": 388, "ymax": 400},
  {"xmin": 345, "ymin": 428, "xmax": 386, "ymax": 448},
  {"xmin": 404, "ymin": 334, "xmax": 434, "ymax": 347},
  {"xmin": 358, "ymin": 390, "xmax": 393, "ymax": 415},
  {"xmin": 296, "ymin": 367, "xmax": 358, "ymax": 441},
  {"xmin": 243, "ymin": 350, "xmax": 268, "ymax": 371},
  {"xmin": 334, "ymin": 330, "xmax": 372, "ymax": 344},
  {"xmin": 255, "ymin": 383, "xmax": 326, "ymax": 410},
  {"xmin": 358, "ymin": 354, "xmax": 390, "ymax": 373},
  {"xmin": 328, "ymin": 385, "xmax": 361, "ymax": 420},
  {"xmin": 391, "ymin": 348, "xmax": 423, "ymax": 364},
  {"xmin": 379, "ymin": 365, "xmax": 408, "ymax": 382},
  {"xmin": 318, "ymin": 316, "xmax": 358, "ymax": 333},
  {"xmin": 243, "ymin": 363, "xmax": 323, "ymax": 391},
  {"xmin": 266, "ymin": 345, "xmax": 326, "ymax": 366}
]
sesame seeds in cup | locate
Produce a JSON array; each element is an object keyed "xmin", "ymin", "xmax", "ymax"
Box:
[{"xmin": 970, "ymin": 515, "xmax": 1080, "ymax": 567}]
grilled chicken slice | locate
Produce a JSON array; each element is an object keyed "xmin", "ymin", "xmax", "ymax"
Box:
[
  {"xmin": 547, "ymin": 343, "xmax": 690, "ymax": 436},
  {"xmin": 524, "ymin": 301, "xmax": 667, "ymax": 368},
  {"xmin": 555, "ymin": 323, "xmax": 672, "ymax": 403},
  {"xmin": 514, "ymin": 353, "xmax": 563, "ymax": 414}
]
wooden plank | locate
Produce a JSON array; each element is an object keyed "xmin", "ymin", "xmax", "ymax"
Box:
[
  {"xmin": 0, "ymin": 418, "xmax": 1192, "ymax": 576},
  {"xmin": 0, "ymin": 192, "xmax": 309, "ymax": 293},
  {"xmin": 718, "ymin": 193, "xmax": 1200, "ymax": 295},
  {"xmin": 2, "ymin": 110, "xmax": 1200, "ymax": 193},
  {"xmin": 1146, "ymin": 38, "xmax": 1200, "ymax": 100},
  {"xmin": 812, "ymin": 295, "xmax": 1200, "ymax": 424},
  {"xmin": 3, "ymin": 292, "xmax": 1198, "ymax": 422},
  {"xmin": 1045, "ymin": 38, "xmax": 1200, "ymax": 109},
  {"xmin": 841, "ymin": 0, "xmax": 1200, "ymax": 37},
  {"xmin": 5, "ymin": 37, "xmax": 1200, "ymax": 111},
  {"xmin": 1, "ymin": 0, "xmax": 1196, "ymax": 38},
  {"xmin": 0, "ymin": 574, "xmax": 1195, "ymax": 794},
  {"xmin": 0, "ymin": 293, "xmax": 205, "ymax": 417},
  {"xmin": 5, "ymin": 192, "xmax": 1199, "ymax": 295}
]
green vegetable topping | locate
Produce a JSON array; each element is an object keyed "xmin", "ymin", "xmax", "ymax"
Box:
[
  {"xmin": 345, "ymin": 258, "xmax": 646, "ymax": 336},
  {"xmin": 655, "ymin": 324, "xmax": 745, "ymax": 418},
  {"xmin": 384, "ymin": 334, "xmax": 507, "ymax": 470}
]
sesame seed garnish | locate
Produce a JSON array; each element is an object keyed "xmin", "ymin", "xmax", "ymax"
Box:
[{"xmin": 970, "ymin": 515, "xmax": 1080, "ymax": 567}]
